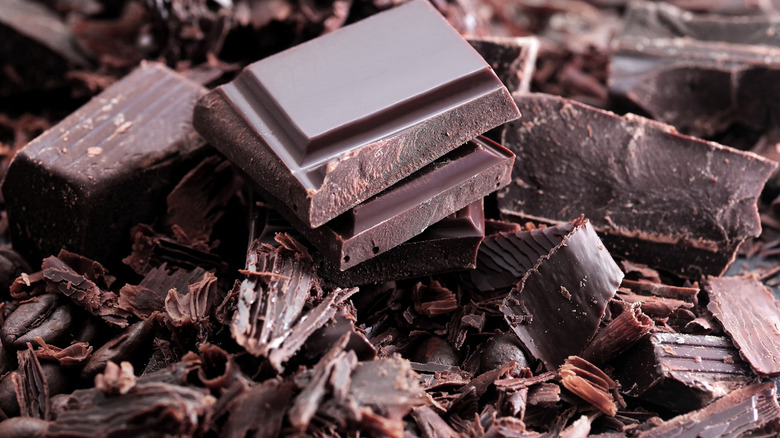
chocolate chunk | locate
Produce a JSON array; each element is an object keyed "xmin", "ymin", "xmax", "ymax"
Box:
[
  {"xmin": 613, "ymin": 333, "xmax": 753, "ymax": 412},
  {"xmin": 499, "ymin": 93, "xmax": 776, "ymax": 277},
  {"xmin": 320, "ymin": 200, "xmax": 485, "ymax": 286},
  {"xmin": 467, "ymin": 36, "xmax": 539, "ymax": 93},
  {"xmin": 193, "ymin": 0, "xmax": 520, "ymax": 229},
  {"xmin": 0, "ymin": 0, "xmax": 90, "ymax": 96},
  {"xmin": 2, "ymin": 62, "xmax": 209, "ymax": 267},
  {"xmin": 636, "ymin": 382, "xmax": 780, "ymax": 438},
  {"xmin": 257, "ymin": 137, "xmax": 513, "ymax": 270},
  {"xmin": 705, "ymin": 275, "xmax": 780, "ymax": 376},
  {"xmin": 470, "ymin": 220, "xmax": 576, "ymax": 292},
  {"xmin": 500, "ymin": 216, "xmax": 622, "ymax": 370}
]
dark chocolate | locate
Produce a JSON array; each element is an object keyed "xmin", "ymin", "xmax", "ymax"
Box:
[
  {"xmin": 560, "ymin": 356, "xmax": 618, "ymax": 416},
  {"xmin": 580, "ymin": 301, "xmax": 653, "ymax": 365},
  {"xmin": 467, "ymin": 36, "xmax": 539, "ymax": 94},
  {"xmin": 636, "ymin": 382, "xmax": 780, "ymax": 438},
  {"xmin": 705, "ymin": 276, "xmax": 780, "ymax": 376},
  {"xmin": 500, "ymin": 216, "xmax": 623, "ymax": 370},
  {"xmin": 499, "ymin": 93, "xmax": 776, "ymax": 277},
  {"xmin": 257, "ymin": 137, "xmax": 513, "ymax": 270},
  {"xmin": 194, "ymin": 0, "xmax": 520, "ymax": 228},
  {"xmin": 2, "ymin": 62, "xmax": 209, "ymax": 267},
  {"xmin": 320, "ymin": 200, "xmax": 484, "ymax": 286},
  {"xmin": 613, "ymin": 333, "xmax": 753, "ymax": 412}
]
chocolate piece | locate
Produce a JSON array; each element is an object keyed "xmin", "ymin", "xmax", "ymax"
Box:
[
  {"xmin": 610, "ymin": 37, "xmax": 780, "ymax": 138},
  {"xmin": 499, "ymin": 93, "xmax": 776, "ymax": 277},
  {"xmin": 258, "ymin": 137, "xmax": 513, "ymax": 270},
  {"xmin": 560, "ymin": 356, "xmax": 617, "ymax": 416},
  {"xmin": 193, "ymin": 0, "xmax": 520, "ymax": 229},
  {"xmin": 320, "ymin": 200, "xmax": 485, "ymax": 286},
  {"xmin": 500, "ymin": 217, "xmax": 623, "ymax": 370},
  {"xmin": 470, "ymin": 221, "xmax": 577, "ymax": 292},
  {"xmin": 581, "ymin": 301, "xmax": 653, "ymax": 365},
  {"xmin": 2, "ymin": 62, "xmax": 209, "ymax": 267},
  {"xmin": 705, "ymin": 276, "xmax": 780, "ymax": 376},
  {"xmin": 637, "ymin": 382, "xmax": 780, "ymax": 438},
  {"xmin": 467, "ymin": 36, "xmax": 539, "ymax": 93},
  {"xmin": 0, "ymin": 0, "xmax": 90, "ymax": 96},
  {"xmin": 613, "ymin": 333, "xmax": 753, "ymax": 412}
]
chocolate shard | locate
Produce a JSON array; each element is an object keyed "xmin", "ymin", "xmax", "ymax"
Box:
[
  {"xmin": 193, "ymin": 0, "xmax": 520, "ymax": 229},
  {"xmin": 319, "ymin": 200, "xmax": 485, "ymax": 286},
  {"xmin": 500, "ymin": 216, "xmax": 623, "ymax": 371},
  {"xmin": 256, "ymin": 136, "xmax": 513, "ymax": 270},
  {"xmin": 613, "ymin": 333, "xmax": 753, "ymax": 412},
  {"xmin": 470, "ymin": 220, "xmax": 577, "ymax": 293},
  {"xmin": 705, "ymin": 275, "xmax": 780, "ymax": 376},
  {"xmin": 118, "ymin": 264, "xmax": 207, "ymax": 319},
  {"xmin": 499, "ymin": 93, "xmax": 777, "ymax": 277},
  {"xmin": 2, "ymin": 62, "xmax": 209, "ymax": 267},
  {"xmin": 12, "ymin": 345, "xmax": 51, "ymax": 420},
  {"xmin": 0, "ymin": 0, "xmax": 90, "ymax": 96},
  {"xmin": 560, "ymin": 356, "xmax": 618, "ymax": 416},
  {"xmin": 221, "ymin": 378, "xmax": 294, "ymax": 438},
  {"xmin": 411, "ymin": 406, "xmax": 461, "ymax": 438},
  {"xmin": 231, "ymin": 236, "xmax": 356, "ymax": 371},
  {"xmin": 636, "ymin": 382, "xmax": 780, "ymax": 438},
  {"xmin": 467, "ymin": 36, "xmax": 539, "ymax": 94}
]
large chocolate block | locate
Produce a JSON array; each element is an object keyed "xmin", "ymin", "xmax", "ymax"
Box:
[
  {"xmin": 256, "ymin": 137, "xmax": 513, "ymax": 270},
  {"xmin": 2, "ymin": 62, "xmax": 209, "ymax": 266},
  {"xmin": 613, "ymin": 333, "xmax": 753, "ymax": 412},
  {"xmin": 498, "ymin": 93, "xmax": 776, "ymax": 277},
  {"xmin": 194, "ymin": 0, "xmax": 520, "ymax": 228}
]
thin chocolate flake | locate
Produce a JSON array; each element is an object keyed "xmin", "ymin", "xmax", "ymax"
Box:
[
  {"xmin": 560, "ymin": 356, "xmax": 618, "ymax": 416},
  {"xmin": 620, "ymin": 279, "xmax": 699, "ymax": 305},
  {"xmin": 165, "ymin": 155, "xmax": 244, "ymax": 250},
  {"xmin": 559, "ymin": 415, "xmax": 592, "ymax": 438},
  {"xmin": 526, "ymin": 383, "xmax": 560, "ymax": 406},
  {"xmin": 118, "ymin": 264, "xmax": 207, "ymax": 319},
  {"xmin": 33, "ymin": 337, "xmax": 92, "ymax": 366},
  {"xmin": 164, "ymin": 271, "xmax": 220, "ymax": 344},
  {"xmin": 705, "ymin": 275, "xmax": 780, "ymax": 376},
  {"xmin": 9, "ymin": 270, "xmax": 45, "ymax": 301},
  {"xmin": 481, "ymin": 416, "xmax": 536, "ymax": 437},
  {"xmin": 411, "ymin": 406, "xmax": 460, "ymax": 438},
  {"xmin": 123, "ymin": 224, "xmax": 227, "ymax": 275},
  {"xmin": 94, "ymin": 361, "xmax": 136, "ymax": 396},
  {"xmin": 613, "ymin": 333, "xmax": 753, "ymax": 412},
  {"xmin": 12, "ymin": 345, "xmax": 50, "ymax": 420},
  {"xmin": 615, "ymin": 288, "xmax": 693, "ymax": 319},
  {"xmin": 500, "ymin": 216, "xmax": 623, "ymax": 370},
  {"xmin": 412, "ymin": 281, "xmax": 458, "ymax": 317},
  {"xmin": 499, "ymin": 93, "xmax": 776, "ymax": 278},
  {"xmin": 231, "ymin": 236, "xmax": 356, "ymax": 371},
  {"xmin": 49, "ymin": 362, "xmax": 216, "ymax": 437},
  {"xmin": 581, "ymin": 301, "xmax": 654, "ymax": 365},
  {"xmin": 637, "ymin": 382, "xmax": 780, "ymax": 438},
  {"xmin": 41, "ymin": 250, "xmax": 130, "ymax": 327},
  {"xmin": 221, "ymin": 378, "xmax": 294, "ymax": 438},
  {"xmin": 495, "ymin": 371, "xmax": 557, "ymax": 392}
]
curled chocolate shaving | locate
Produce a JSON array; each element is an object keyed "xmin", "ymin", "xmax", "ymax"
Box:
[
  {"xmin": 581, "ymin": 301, "xmax": 653, "ymax": 365},
  {"xmin": 559, "ymin": 356, "xmax": 617, "ymax": 416}
]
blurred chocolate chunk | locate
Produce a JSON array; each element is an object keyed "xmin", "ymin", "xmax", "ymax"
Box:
[
  {"xmin": 613, "ymin": 333, "xmax": 753, "ymax": 412},
  {"xmin": 499, "ymin": 93, "xmax": 776, "ymax": 277},
  {"xmin": 0, "ymin": 0, "xmax": 90, "ymax": 96},
  {"xmin": 500, "ymin": 216, "xmax": 622, "ymax": 370},
  {"xmin": 705, "ymin": 275, "xmax": 780, "ymax": 376},
  {"xmin": 2, "ymin": 62, "xmax": 209, "ymax": 267},
  {"xmin": 467, "ymin": 36, "xmax": 539, "ymax": 93},
  {"xmin": 637, "ymin": 382, "xmax": 780, "ymax": 437}
]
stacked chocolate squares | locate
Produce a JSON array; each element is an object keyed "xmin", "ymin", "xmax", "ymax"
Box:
[{"xmin": 193, "ymin": 0, "xmax": 520, "ymax": 282}]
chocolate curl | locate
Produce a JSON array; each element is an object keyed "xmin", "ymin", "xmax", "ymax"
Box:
[
  {"xmin": 580, "ymin": 302, "xmax": 654, "ymax": 365},
  {"xmin": 559, "ymin": 356, "xmax": 617, "ymax": 416},
  {"xmin": 12, "ymin": 344, "xmax": 50, "ymax": 420}
]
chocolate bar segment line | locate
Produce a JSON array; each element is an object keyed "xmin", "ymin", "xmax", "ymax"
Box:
[{"xmin": 195, "ymin": 0, "xmax": 520, "ymax": 228}]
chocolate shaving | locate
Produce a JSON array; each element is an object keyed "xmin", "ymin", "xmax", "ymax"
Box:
[
  {"xmin": 560, "ymin": 356, "xmax": 617, "ymax": 416},
  {"xmin": 581, "ymin": 301, "xmax": 653, "ymax": 365},
  {"xmin": 42, "ymin": 250, "xmax": 130, "ymax": 327},
  {"xmin": 221, "ymin": 378, "xmax": 294, "ymax": 438},
  {"xmin": 12, "ymin": 345, "xmax": 50, "ymax": 420},
  {"xmin": 412, "ymin": 281, "xmax": 458, "ymax": 317},
  {"xmin": 705, "ymin": 275, "xmax": 780, "ymax": 376},
  {"xmin": 526, "ymin": 383, "xmax": 560, "ymax": 406},
  {"xmin": 33, "ymin": 337, "xmax": 92, "ymax": 366},
  {"xmin": 620, "ymin": 279, "xmax": 699, "ymax": 304},
  {"xmin": 501, "ymin": 217, "xmax": 623, "ymax": 370},
  {"xmin": 164, "ymin": 271, "xmax": 220, "ymax": 344},
  {"xmin": 411, "ymin": 406, "xmax": 461, "ymax": 438},
  {"xmin": 118, "ymin": 264, "xmax": 207, "ymax": 319}
]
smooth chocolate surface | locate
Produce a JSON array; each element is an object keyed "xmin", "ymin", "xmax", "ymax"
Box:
[
  {"xmin": 705, "ymin": 276, "xmax": 780, "ymax": 376},
  {"xmin": 637, "ymin": 382, "xmax": 780, "ymax": 438},
  {"xmin": 498, "ymin": 93, "xmax": 776, "ymax": 277},
  {"xmin": 320, "ymin": 200, "xmax": 485, "ymax": 286},
  {"xmin": 613, "ymin": 333, "xmax": 753, "ymax": 412},
  {"xmin": 194, "ymin": 0, "xmax": 519, "ymax": 228},
  {"xmin": 500, "ymin": 217, "xmax": 623, "ymax": 370},
  {"xmin": 256, "ymin": 137, "xmax": 513, "ymax": 270},
  {"xmin": 2, "ymin": 62, "xmax": 208, "ymax": 266}
]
